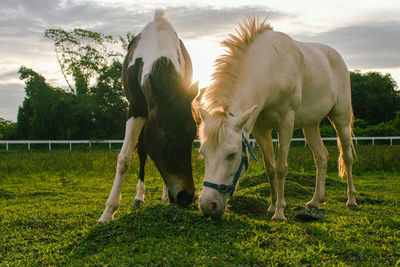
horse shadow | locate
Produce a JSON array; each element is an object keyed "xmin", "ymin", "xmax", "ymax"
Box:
[{"xmin": 227, "ymin": 172, "xmax": 344, "ymax": 219}]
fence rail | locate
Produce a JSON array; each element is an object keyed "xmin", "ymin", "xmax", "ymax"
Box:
[{"xmin": 1, "ymin": 136, "xmax": 400, "ymax": 152}]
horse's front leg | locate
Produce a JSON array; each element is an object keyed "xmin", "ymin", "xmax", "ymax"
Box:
[
  {"xmin": 272, "ymin": 112, "xmax": 295, "ymax": 222},
  {"xmin": 99, "ymin": 116, "xmax": 146, "ymax": 223},
  {"xmin": 253, "ymin": 128, "xmax": 277, "ymax": 216},
  {"xmin": 133, "ymin": 131, "xmax": 147, "ymax": 207},
  {"xmin": 303, "ymin": 125, "xmax": 329, "ymax": 210}
]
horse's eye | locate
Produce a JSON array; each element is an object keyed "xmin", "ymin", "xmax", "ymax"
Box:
[{"xmin": 226, "ymin": 153, "xmax": 236, "ymax": 161}]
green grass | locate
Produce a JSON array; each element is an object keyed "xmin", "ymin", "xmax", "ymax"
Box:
[{"xmin": 1, "ymin": 146, "xmax": 399, "ymax": 265}]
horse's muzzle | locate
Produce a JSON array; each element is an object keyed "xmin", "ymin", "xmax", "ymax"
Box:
[
  {"xmin": 170, "ymin": 190, "xmax": 194, "ymax": 207},
  {"xmin": 199, "ymin": 197, "xmax": 225, "ymax": 218}
]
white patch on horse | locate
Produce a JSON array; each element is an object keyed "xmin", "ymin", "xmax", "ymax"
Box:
[
  {"xmin": 162, "ymin": 182, "xmax": 170, "ymax": 204},
  {"xmin": 129, "ymin": 9, "xmax": 185, "ymax": 85},
  {"xmin": 99, "ymin": 116, "xmax": 146, "ymax": 223},
  {"xmin": 135, "ymin": 180, "xmax": 146, "ymax": 202}
]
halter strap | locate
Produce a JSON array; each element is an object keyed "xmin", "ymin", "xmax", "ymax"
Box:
[{"xmin": 203, "ymin": 112, "xmax": 258, "ymax": 196}]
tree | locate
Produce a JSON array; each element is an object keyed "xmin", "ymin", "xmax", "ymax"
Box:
[
  {"xmin": 351, "ymin": 71, "xmax": 400, "ymax": 125},
  {"xmin": 17, "ymin": 66, "xmax": 78, "ymax": 139},
  {"xmin": 0, "ymin": 118, "xmax": 17, "ymax": 140},
  {"xmin": 16, "ymin": 28, "xmax": 129, "ymax": 140},
  {"xmin": 89, "ymin": 60, "xmax": 128, "ymax": 139},
  {"xmin": 44, "ymin": 28, "xmax": 122, "ymax": 95}
]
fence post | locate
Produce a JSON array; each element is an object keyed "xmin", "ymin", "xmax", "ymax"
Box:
[
  {"xmin": 109, "ymin": 141, "xmax": 111, "ymax": 149},
  {"xmin": 49, "ymin": 141, "xmax": 51, "ymax": 151},
  {"xmin": 6, "ymin": 142, "xmax": 8, "ymax": 152},
  {"xmin": 390, "ymin": 137, "xmax": 392, "ymax": 146},
  {"xmin": 70, "ymin": 142, "xmax": 72, "ymax": 151},
  {"xmin": 372, "ymin": 138, "xmax": 374, "ymax": 147},
  {"xmin": 28, "ymin": 142, "xmax": 30, "ymax": 151}
]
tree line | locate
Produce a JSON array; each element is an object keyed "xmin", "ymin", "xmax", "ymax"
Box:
[{"xmin": 0, "ymin": 28, "xmax": 399, "ymax": 140}]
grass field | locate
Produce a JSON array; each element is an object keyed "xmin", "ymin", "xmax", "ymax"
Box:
[{"xmin": 1, "ymin": 146, "xmax": 399, "ymax": 265}]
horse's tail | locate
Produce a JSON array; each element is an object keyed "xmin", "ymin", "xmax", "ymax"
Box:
[{"xmin": 338, "ymin": 109, "xmax": 357, "ymax": 178}]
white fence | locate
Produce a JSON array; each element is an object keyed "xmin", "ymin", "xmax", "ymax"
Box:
[{"xmin": 1, "ymin": 136, "xmax": 400, "ymax": 152}]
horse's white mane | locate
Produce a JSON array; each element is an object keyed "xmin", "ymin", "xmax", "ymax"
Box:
[
  {"xmin": 201, "ymin": 15, "xmax": 272, "ymax": 113},
  {"xmin": 153, "ymin": 9, "xmax": 169, "ymax": 29},
  {"xmin": 199, "ymin": 15, "xmax": 272, "ymax": 144}
]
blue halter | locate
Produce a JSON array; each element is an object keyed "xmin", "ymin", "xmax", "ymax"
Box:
[{"xmin": 202, "ymin": 114, "xmax": 258, "ymax": 196}]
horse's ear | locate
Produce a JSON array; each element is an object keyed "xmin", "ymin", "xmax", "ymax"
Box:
[
  {"xmin": 234, "ymin": 105, "xmax": 259, "ymax": 132},
  {"xmin": 187, "ymin": 81, "xmax": 199, "ymax": 100},
  {"xmin": 199, "ymin": 107, "xmax": 211, "ymax": 122}
]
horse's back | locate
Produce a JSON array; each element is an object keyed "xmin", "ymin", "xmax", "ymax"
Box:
[
  {"xmin": 298, "ymin": 41, "xmax": 350, "ymax": 90},
  {"xmin": 122, "ymin": 10, "xmax": 192, "ymax": 118},
  {"xmin": 293, "ymin": 41, "xmax": 351, "ymax": 127},
  {"xmin": 129, "ymin": 11, "xmax": 186, "ymax": 85},
  {"xmin": 247, "ymin": 31, "xmax": 351, "ymax": 128}
]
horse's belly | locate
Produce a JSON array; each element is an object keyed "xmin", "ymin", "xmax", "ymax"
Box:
[{"xmin": 293, "ymin": 92, "xmax": 336, "ymax": 129}]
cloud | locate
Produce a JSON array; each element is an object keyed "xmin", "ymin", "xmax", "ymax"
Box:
[
  {"xmin": 294, "ymin": 21, "xmax": 400, "ymax": 69},
  {"xmin": 0, "ymin": 70, "xmax": 19, "ymax": 81},
  {"xmin": 0, "ymin": 0, "xmax": 288, "ymax": 39},
  {"xmin": 1, "ymin": 0, "xmax": 400, "ymax": 121},
  {"xmin": 0, "ymin": 82, "xmax": 25, "ymax": 121},
  {"xmin": 166, "ymin": 6, "xmax": 289, "ymax": 39}
]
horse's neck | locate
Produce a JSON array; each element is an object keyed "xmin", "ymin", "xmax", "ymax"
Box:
[{"xmin": 227, "ymin": 86, "xmax": 262, "ymax": 135}]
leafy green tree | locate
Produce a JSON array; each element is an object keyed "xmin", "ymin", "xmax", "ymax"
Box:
[
  {"xmin": 17, "ymin": 66, "xmax": 76, "ymax": 139},
  {"xmin": 44, "ymin": 28, "xmax": 121, "ymax": 95},
  {"xmin": 351, "ymin": 71, "xmax": 400, "ymax": 125},
  {"xmin": 16, "ymin": 28, "xmax": 128, "ymax": 140},
  {"xmin": 89, "ymin": 60, "xmax": 127, "ymax": 139},
  {"xmin": 0, "ymin": 118, "xmax": 17, "ymax": 140}
]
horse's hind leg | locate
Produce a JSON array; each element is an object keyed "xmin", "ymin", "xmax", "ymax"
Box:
[
  {"xmin": 330, "ymin": 112, "xmax": 358, "ymax": 210},
  {"xmin": 334, "ymin": 121, "xmax": 358, "ymax": 209},
  {"xmin": 133, "ymin": 130, "xmax": 146, "ymax": 207},
  {"xmin": 99, "ymin": 116, "xmax": 146, "ymax": 223},
  {"xmin": 303, "ymin": 125, "xmax": 329, "ymax": 210}
]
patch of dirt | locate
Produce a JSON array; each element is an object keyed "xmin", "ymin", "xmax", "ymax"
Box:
[{"xmin": 228, "ymin": 194, "xmax": 270, "ymax": 219}]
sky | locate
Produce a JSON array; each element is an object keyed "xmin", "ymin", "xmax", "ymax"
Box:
[{"xmin": 1, "ymin": 0, "xmax": 400, "ymax": 122}]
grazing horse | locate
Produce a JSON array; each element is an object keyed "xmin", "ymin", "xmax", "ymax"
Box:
[
  {"xmin": 99, "ymin": 10, "xmax": 198, "ymax": 223},
  {"xmin": 197, "ymin": 16, "xmax": 358, "ymax": 221}
]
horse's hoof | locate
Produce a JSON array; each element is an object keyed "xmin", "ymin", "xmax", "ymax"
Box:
[
  {"xmin": 271, "ymin": 215, "xmax": 286, "ymax": 222},
  {"xmin": 347, "ymin": 203, "xmax": 359, "ymax": 210},
  {"xmin": 132, "ymin": 199, "xmax": 144, "ymax": 207},
  {"xmin": 98, "ymin": 215, "xmax": 112, "ymax": 223},
  {"xmin": 306, "ymin": 203, "xmax": 320, "ymax": 211},
  {"xmin": 266, "ymin": 211, "xmax": 275, "ymax": 218}
]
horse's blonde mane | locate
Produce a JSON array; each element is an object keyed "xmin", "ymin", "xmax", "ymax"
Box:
[
  {"xmin": 199, "ymin": 15, "xmax": 272, "ymax": 144},
  {"xmin": 201, "ymin": 15, "xmax": 272, "ymax": 113},
  {"xmin": 199, "ymin": 110, "xmax": 227, "ymax": 145}
]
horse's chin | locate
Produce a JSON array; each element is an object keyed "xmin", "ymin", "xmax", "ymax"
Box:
[{"xmin": 199, "ymin": 189, "xmax": 227, "ymax": 218}]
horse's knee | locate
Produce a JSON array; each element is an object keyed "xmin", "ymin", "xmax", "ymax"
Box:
[
  {"xmin": 117, "ymin": 154, "xmax": 131, "ymax": 174},
  {"xmin": 265, "ymin": 161, "xmax": 276, "ymax": 179},
  {"xmin": 276, "ymin": 163, "xmax": 288, "ymax": 179},
  {"xmin": 315, "ymin": 150, "xmax": 329, "ymax": 169}
]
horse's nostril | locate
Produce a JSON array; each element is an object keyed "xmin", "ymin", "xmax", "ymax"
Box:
[
  {"xmin": 176, "ymin": 191, "xmax": 194, "ymax": 206},
  {"xmin": 210, "ymin": 201, "xmax": 218, "ymax": 211}
]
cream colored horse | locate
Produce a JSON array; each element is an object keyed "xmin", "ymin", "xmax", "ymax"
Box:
[{"xmin": 198, "ymin": 17, "xmax": 358, "ymax": 221}]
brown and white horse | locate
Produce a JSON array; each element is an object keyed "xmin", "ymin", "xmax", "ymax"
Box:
[
  {"xmin": 99, "ymin": 10, "xmax": 198, "ymax": 223},
  {"xmin": 197, "ymin": 17, "xmax": 358, "ymax": 221}
]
